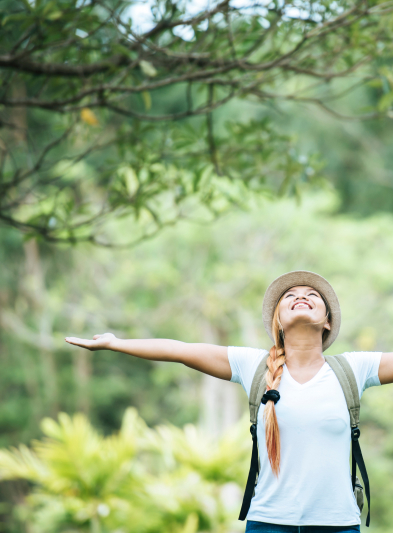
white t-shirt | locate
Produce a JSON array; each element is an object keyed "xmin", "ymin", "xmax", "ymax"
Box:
[{"xmin": 228, "ymin": 347, "xmax": 382, "ymax": 526}]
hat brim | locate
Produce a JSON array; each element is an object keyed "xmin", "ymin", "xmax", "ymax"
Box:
[{"xmin": 262, "ymin": 271, "xmax": 341, "ymax": 351}]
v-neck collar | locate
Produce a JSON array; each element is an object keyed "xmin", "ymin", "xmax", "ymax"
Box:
[{"xmin": 283, "ymin": 361, "xmax": 328, "ymax": 388}]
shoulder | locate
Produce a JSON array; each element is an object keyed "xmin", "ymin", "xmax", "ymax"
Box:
[
  {"xmin": 341, "ymin": 351, "xmax": 382, "ymax": 372},
  {"xmin": 341, "ymin": 351, "xmax": 382, "ymax": 396},
  {"xmin": 227, "ymin": 346, "xmax": 269, "ymax": 368},
  {"xmin": 228, "ymin": 346, "xmax": 269, "ymax": 396}
]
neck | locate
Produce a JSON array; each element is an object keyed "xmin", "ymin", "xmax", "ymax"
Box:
[{"xmin": 282, "ymin": 324, "xmax": 325, "ymax": 368}]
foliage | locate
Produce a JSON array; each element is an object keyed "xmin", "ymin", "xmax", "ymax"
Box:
[
  {"xmin": 5, "ymin": 189, "xmax": 393, "ymax": 441},
  {"xmin": 274, "ymin": 87, "xmax": 393, "ymax": 216},
  {"xmin": 5, "ymin": 186, "xmax": 393, "ymax": 531},
  {"xmin": 1, "ymin": 0, "xmax": 393, "ymax": 243},
  {"xmin": 0, "ymin": 408, "xmax": 249, "ymax": 533}
]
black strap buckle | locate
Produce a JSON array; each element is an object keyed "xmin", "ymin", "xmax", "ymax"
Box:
[
  {"xmin": 250, "ymin": 423, "xmax": 257, "ymax": 438},
  {"xmin": 351, "ymin": 427, "xmax": 361, "ymax": 441}
]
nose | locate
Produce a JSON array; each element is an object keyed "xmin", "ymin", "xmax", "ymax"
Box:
[{"xmin": 294, "ymin": 294, "xmax": 309, "ymax": 301}]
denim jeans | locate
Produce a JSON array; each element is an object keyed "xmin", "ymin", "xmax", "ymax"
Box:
[{"xmin": 245, "ymin": 521, "xmax": 361, "ymax": 533}]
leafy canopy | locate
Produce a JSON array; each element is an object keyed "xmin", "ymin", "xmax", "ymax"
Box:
[{"xmin": 1, "ymin": 0, "xmax": 393, "ymax": 245}]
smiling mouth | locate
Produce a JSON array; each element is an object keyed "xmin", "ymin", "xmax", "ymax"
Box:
[{"xmin": 292, "ymin": 302, "xmax": 312, "ymax": 310}]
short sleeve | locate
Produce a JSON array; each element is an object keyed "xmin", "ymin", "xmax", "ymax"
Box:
[
  {"xmin": 342, "ymin": 351, "xmax": 382, "ymax": 398},
  {"xmin": 227, "ymin": 346, "xmax": 269, "ymax": 397}
]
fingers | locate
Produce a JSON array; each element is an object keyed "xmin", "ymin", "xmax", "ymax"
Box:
[
  {"xmin": 65, "ymin": 333, "xmax": 112, "ymax": 351},
  {"xmin": 64, "ymin": 337, "xmax": 94, "ymax": 349}
]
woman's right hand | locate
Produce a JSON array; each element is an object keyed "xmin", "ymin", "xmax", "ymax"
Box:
[{"xmin": 65, "ymin": 332, "xmax": 116, "ymax": 351}]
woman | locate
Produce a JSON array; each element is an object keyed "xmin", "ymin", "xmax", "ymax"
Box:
[{"xmin": 65, "ymin": 270, "xmax": 393, "ymax": 533}]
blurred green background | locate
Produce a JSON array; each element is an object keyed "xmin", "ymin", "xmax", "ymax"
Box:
[{"xmin": 2, "ymin": 0, "xmax": 393, "ymax": 531}]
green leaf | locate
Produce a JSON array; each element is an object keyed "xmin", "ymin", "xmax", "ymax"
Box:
[
  {"xmin": 140, "ymin": 60, "xmax": 157, "ymax": 77},
  {"xmin": 19, "ymin": 0, "xmax": 33, "ymax": 11},
  {"xmin": 112, "ymin": 43, "xmax": 133, "ymax": 57},
  {"xmin": 378, "ymin": 92, "xmax": 393, "ymax": 112},
  {"xmin": 42, "ymin": 1, "xmax": 56, "ymax": 15},
  {"xmin": 2, "ymin": 13, "xmax": 29, "ymax": 26},
  {"xmin": 142, "ymin": 91, "xmax": 152, "ymax": 110},
  {"xmin": 367, "ymin": 78, "xmax": 383, "ymax": 89},
  {"xmin": 47, "ymin": 11, "xmax": 63, "ymax": 20}
]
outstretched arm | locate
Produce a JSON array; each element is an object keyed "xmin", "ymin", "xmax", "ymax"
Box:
[
  {"xmin": 65, "ymin": 333, "xmax": 231, "ymax": 380},
  {"xmin": 378, "ymin": 353, "xmax": 393, "ymax": 385}
]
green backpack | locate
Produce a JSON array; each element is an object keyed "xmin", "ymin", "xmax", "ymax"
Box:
[{"xmin": 238, "ymin": 354, "xmax": 371, "ymax": 527}]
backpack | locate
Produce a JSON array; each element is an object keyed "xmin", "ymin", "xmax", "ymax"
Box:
[{"xmin": 238, "ymin": 354, "xmax": 371, "ymax": 527}]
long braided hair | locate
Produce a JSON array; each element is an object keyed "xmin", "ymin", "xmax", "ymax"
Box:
[
  {"xmin": 263, "ymin": 296, "xmax": 286, "ymax": 476},
  {"xmin": 264, "ymin": 292, "xmax": 331, "ymax": 476}
]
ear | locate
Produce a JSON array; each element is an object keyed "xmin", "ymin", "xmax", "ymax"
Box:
[{"xmin": 324, "ymin": 320, "xmax": 331, "ymax": 331}]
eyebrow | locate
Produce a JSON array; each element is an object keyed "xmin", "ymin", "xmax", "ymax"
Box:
[{"xmin": 284, "ymin": 288, "xmax": 321, "ymax": 296}]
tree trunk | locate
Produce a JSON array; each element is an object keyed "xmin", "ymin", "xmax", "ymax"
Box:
[
  {"xmin": 23, "ymin": 239, "xmax": 58, "ymax": 415},
  {"xmin": 199, "ymin": 321, "xmax": 240, "ymax": 438},
  {"xmin": 72, "ymin": 349, "xmax": 92, "ymax": 414}
]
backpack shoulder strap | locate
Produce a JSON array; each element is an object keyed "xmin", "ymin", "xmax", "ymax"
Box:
[
  {"xmin": 239, "ymin": 351, "xmax": 269, "ymax": 521},
  {"xmin": 249, "ymin": 352, "xmax": 270, "ymax": 424},
  {"xmin": 325, "ymin": 354, "xmax": 360, "ymax": 427},
  {"xmin": 325, "ymin": 354, "xmax": 371, "ymax": 526}
]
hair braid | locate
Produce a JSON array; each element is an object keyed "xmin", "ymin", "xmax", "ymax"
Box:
[{"xmin": 264, "ymin": 296, "xmax": 286, "ymax": 476}]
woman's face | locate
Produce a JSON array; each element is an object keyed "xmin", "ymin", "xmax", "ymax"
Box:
[{"xmin": 278, "ymin": 285, "xmax": 330, "ymax": 335}]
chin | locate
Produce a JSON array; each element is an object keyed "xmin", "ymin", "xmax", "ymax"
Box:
[{"xmin": 286, "ymin": 314, "xmax": 319, "ymax": 327}]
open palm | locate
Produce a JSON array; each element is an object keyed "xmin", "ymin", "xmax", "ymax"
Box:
[{"xmin": 65, "ymin": 332, "xmax": 116, "ymax": 351}]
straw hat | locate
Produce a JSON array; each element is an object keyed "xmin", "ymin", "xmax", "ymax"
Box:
[{"xmin": 262, "ymin": 270, "xmax": 341, "ymax": 351}]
